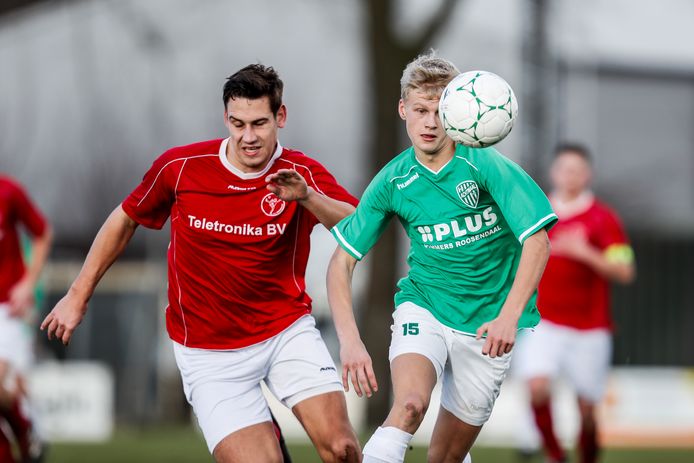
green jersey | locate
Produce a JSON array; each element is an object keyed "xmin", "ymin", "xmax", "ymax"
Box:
[{"xmin": 332, "ymin": 144, "xmax": 557, "ymax": 335}]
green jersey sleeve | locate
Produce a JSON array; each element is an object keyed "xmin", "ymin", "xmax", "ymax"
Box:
[
  {"xmin": 468, "ymin": 148, "xmax": 557, "ymax": 243},
  {"xmin": 331, "ymin": 172, "xmax": 393, "ymax": 260}
]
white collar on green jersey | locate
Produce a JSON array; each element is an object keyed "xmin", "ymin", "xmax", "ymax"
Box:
[
  {"xmin": 218, "ymin": 138, "xmax": 283, "ymax": 180},
  {"xmin": 414, "ymin": 151, "xmax": 455, "ymax": 176}
]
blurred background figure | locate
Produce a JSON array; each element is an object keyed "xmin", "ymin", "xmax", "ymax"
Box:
[
  {"xmin": 0, "ymin": 174, "xmax": 52, "ymax": 463},
  {"xmin": 513, "ymin": 144, "xmax": 636, "ymax": 463}
]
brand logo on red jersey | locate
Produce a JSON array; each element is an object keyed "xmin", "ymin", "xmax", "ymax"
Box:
[{"xmin": 261, "ymin": 194, "xmax": 286, "ymax": 217}]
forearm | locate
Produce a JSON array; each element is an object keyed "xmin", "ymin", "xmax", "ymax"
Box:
[
  {"xmin": 326, "ymin": 247, "xmax": 362, "ymax": 344},
  {"xmin": 299, "ymin": 188, "xmax": 355, "ymax": 229},
  {"xmin": 23, "ymin": 226, "xmax": 53, "ymax": 285},
  {"xmin": 500, "ymin": 230, "xmax": 551, "ymax": 321},
  {"xmin": 69, "ymin": 206, "xmax": 138, "ymax": 301},
  {"xmin": 575, "ymin": 246, "xmax": 635, "ymax": 284}
]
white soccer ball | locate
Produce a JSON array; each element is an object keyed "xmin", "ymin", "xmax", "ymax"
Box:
[{"xmin": 438, "ymin": 70, "xmax": 518, "ymax": 148}]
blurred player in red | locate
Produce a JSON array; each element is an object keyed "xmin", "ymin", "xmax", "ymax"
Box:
[
  {"xmin": 513, "ymin": 144, "xmax": 636, "ymax": 463},
  {"xmin": 41, "ymin": 64, "xmax": 361, "ymax": 463},
  {"xmin": 0, "ymin": 175, "xmax": 52, "ymax": 463}
]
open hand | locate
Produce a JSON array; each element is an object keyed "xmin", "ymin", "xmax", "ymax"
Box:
[
  {"xmin": 40, "ymin": 291, "xmax": 88, "ymax": 345},
  {"xmin": 340, "ymin": 338, "xmax": 378, "ymax": 398},
  {"xmin": 551, "ymin": 227, "xmax": 591, "ymax": 259},
  {"xmin": 8, "ymin": 278, "xmax": 34, "ymax": 318},
  {"xmin": 476, "ymin": 314, "xmax": 518, "ymax": 358},
  {"xmin": 265, "ymin": 169, "xmax": 309, "ymax": 202}
]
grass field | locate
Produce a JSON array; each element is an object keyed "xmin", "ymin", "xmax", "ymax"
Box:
[{"xmin": 43, "ymin": 426, "xmax": 694, "ymax": 463}]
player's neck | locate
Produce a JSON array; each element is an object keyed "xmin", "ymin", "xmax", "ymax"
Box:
[
  {"xmin": 554, "ymin": 189, "xmax": 588, "ymax": 203},
  {"xmin": 551, "ymin": 190, "xmax": 594, "ymax": 218},
  {"xmin": 413, "ymin": 145, "xmax": 455, "ymax": 174}
]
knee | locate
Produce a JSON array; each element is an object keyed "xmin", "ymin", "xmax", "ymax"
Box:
[
  {"xmin": 578, "ymin": 401, "xmax": 597, "ymax": 428},
  {"xmin": 528, "ymin": 378, "xmax": 550, "ymax": 405},
  {"xmin": 327, "ymin": 434, "xmax": 359, "ymax": 462},
  {"xmin": 398, "ymin": 394, "xmax": 429, "ymax": 427}
]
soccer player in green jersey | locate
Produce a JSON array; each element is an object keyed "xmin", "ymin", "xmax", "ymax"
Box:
[{"xmin": 326, "ymin": 52, "xmax": 558, "ymax": 463}]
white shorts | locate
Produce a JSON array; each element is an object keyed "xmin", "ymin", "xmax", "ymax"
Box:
[
  {"xmin": 389, "ymin": 302, "xmax": 512, "ymax": 426},
  {"xmin": 0, "ymin": 304, "xmax": 34, "ymax": 374},
  {"xmin": 173, "ymin": 315, "xmax": 343, "ymax": 453},
  {"xmin": 513, "ymin": 320, "xmax": 612, "ymax": 402}
]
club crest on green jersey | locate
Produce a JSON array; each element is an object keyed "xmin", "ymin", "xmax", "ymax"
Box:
[{"xmin": 456, "ymin": 181, "xmax": 479, "ymax": 208}]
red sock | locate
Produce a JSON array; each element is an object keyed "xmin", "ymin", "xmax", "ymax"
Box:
[
  {"xmin": 0, "ymin": 424, "xmax": 17, "ymax": 463},
  {"xmin": 532, "ymin": 401, "xmax": 565, "ymax": 462},
  {"xmin": 0, "ymin": 399, "xmax": 32, "ymax": 460},
  {"xmin": 579, "ymin": 421, "xmax": 599, "ymax": 463}
]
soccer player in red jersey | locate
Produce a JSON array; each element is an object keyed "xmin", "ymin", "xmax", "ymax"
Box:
[
  {"xmin": 41, "ymin": 64, "xmax": 361, "ymax": 463},
  {"xmin": 513, "ymin": 144, "xmax": 636, "ymax": 463},
  {"xmin": 0, "ymin": 175, "xmax": 52, "ymax": 463}
]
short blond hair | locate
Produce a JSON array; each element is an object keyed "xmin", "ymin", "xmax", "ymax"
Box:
[{"xmin": 400, "ymin": 50, "xmax": 460, "ymax": 100}]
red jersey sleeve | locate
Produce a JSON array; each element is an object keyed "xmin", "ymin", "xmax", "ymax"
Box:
[
  {"xmin": 291, "ymin": 155, "xmax": 358, "ymax": 227},
  {"xmin": 10, "ymin": 179, "xmax": 47, "ymax": 237},
  {"xmin": 302, "ymin": 158, "xmax": 358, "ymax": 206},
  {"xmin": 596, "ymin": 206, "xmax": 629, "ymax": 250},
  {"xmin": 122, "ymin": 153, "xmax": 179, "ymax": 229}
]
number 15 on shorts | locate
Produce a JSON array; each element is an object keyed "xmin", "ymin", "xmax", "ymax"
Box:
[{"xmin": 402, "ymin": 322, "xmax": 419, "ymax": 336}]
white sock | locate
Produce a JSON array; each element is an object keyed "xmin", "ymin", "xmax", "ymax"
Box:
[
  {"xmin": 463, "ymin": 453, "xmax": 472, "ymax": 463},
  {"xmin": 362, "ymin": 426, "xmax": 414, "ymax": 463}
]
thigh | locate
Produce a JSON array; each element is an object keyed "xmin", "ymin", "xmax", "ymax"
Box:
[
  {"xmin": 213, "ymin": 421, "xmax": 283, "ymax": 463},
  {"xmin": 173, "ymin": 342, "xmax": 272, "ymax": 454},
  {"xmin": 429, "ymin": 406, "xmax": 481, "ymax": 463},
  {"xmin": 564, "ymin": 329, "xmax": 612, "ymax": 402},
  {"xmin": 265, "ymin": 316, "xmax": 343, "ymax": 408},
  {"xmin": 441, "ymin": 332, "xmax": 512, "ymax": 427},
  {"xmin": 390, "ymin": 353, "xmax": 439, "ymax": 404}
]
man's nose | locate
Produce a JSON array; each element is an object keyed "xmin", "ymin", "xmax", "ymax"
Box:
[{"xmin": 242, "ymin": 125, "xmax": 257, "ymax": 142}]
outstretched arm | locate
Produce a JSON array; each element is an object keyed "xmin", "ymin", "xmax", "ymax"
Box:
[
  {"xmin": 327, "ymin": 246, "xmax": 378, "ymax": 398},
  {"xmin": 8, "ymin": 225, "xmax": 53, "ymax": 317},
  {"xmin": 476, "ymin": 229, "xmax": 551, "ymax": 358},
  {"xmin": 552, "ymin": 229, "xmax": 635, "ymax": 284},
  {"xmin": 266, "ymin": 169, "xmax": 355, "ymax": 229},
  {"xmin": 41, "ymin": 206, "xmax": 139, "ymax": 345}
]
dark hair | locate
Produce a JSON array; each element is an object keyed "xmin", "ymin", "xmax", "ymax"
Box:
[
  {"xmin": 222, "ymin": 64, "xmax": 284, "ymax": 114},
  {"xmin": 554, "ymin": 142, "xmax": 592, "ymax": 163}
]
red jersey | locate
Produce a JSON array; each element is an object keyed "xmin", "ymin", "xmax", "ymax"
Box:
[
  {"xmin": 122, "ymin": 139, "xmax": 358, "ymax": 349},
  {"xmin": 537, "ymin": 194, "xmax": 630, "ymax": 330},
  {"xmin": 0, "ymin": 176, "xmax": 48, "ymax": 303}
]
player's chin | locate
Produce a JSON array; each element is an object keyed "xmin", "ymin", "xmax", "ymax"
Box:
[
  {"xmin": 417, "ymin": 140, "xmax": 446, "ymax": 155},
  {"xmin": 241, "ymin": 154, "xmax": 271, "ymax": 167}
]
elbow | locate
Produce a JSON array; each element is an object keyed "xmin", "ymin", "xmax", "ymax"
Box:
[
  {"xmin": 339, "ymin": 204, "xmax": 356, "ymax": 221},
  {"xmin": 41, "ymin": 225, "xmax": 54, "ymax": 244},
  {"xmin": 534, "ymin": 230, "xmax": 552, "ymax": 263},
  {"xmin": 328, "ymin": 246, "xmax": 357, "ymax": 275},
  {"xmin": 617, "ymin": 265, "xmax": 636, "ymax": 285},
  {"xmin": 543, "ymin": 233, "xmax": 551, "ymax": 259}
]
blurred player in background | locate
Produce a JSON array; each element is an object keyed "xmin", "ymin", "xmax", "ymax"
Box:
[
  {"xmin": 513, "ymin": 144, "xmax": 636, "ymax": 463},
  {"xmin": 0, "ymin": 175, "xmax": 52, "ymax": 463},
  {"xmin": 41, "ymin": 64, "xmax": 361, "ymax": 463},
  {"xmin": 327, "ymin": 52, "xmax": 556, "ymax": 463}
]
